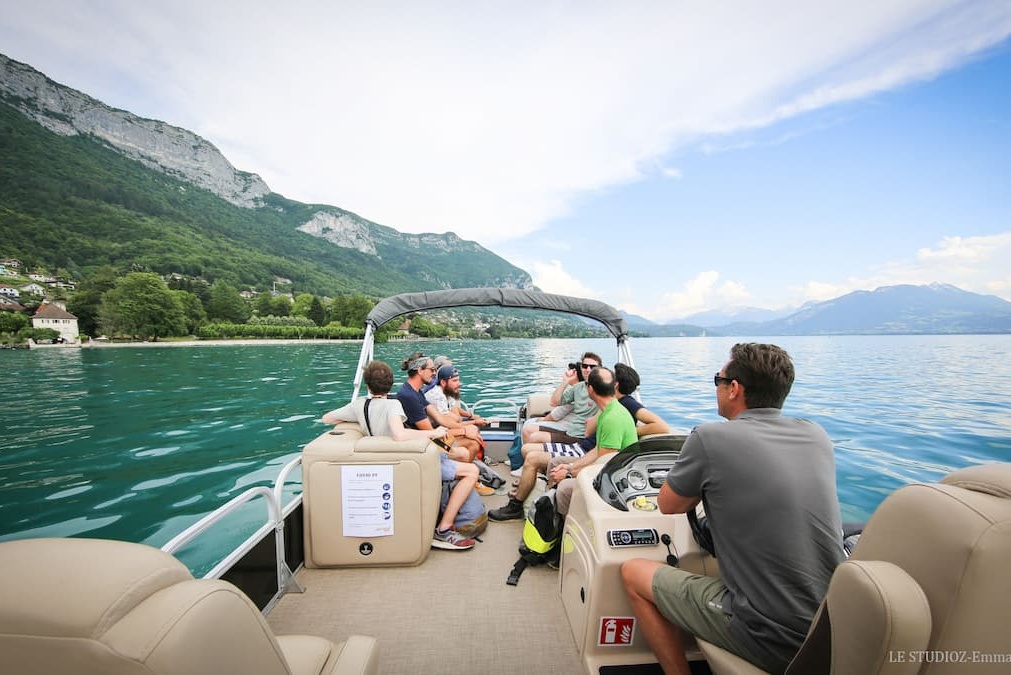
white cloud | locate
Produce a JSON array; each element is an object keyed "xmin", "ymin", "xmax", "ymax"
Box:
[
  {"xmin": 661, "ymin": 167, "xmax": 683, "ymax": 180},
  {"xmin": 529, "ymin": 260, "xmax": 598, "ymax": 299},
  {"xmin": 630, "ymin": 271, "xmax": 753, "ymax": 322},
  {"xmin": 2, "ymin": 1, "xmax": 1008, "ymax": 248}
]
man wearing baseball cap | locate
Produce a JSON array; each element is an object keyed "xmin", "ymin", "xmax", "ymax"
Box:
[{"xmin": 414, "ymin": 363, "xmax": 484, "ymax": 462}]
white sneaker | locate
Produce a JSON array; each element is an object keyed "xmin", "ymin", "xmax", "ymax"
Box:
[{"xmin": 510, "ymin": 467, "xmax": 522, "ymax": 477}]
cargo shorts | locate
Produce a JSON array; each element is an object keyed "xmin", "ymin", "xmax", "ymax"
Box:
[{"xmin": 651, "ymin": 566, "xmax": 764, "ymax": 667}]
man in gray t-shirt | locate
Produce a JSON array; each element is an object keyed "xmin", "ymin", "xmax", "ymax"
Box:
[{"xmin": 621, "ymin": 343, "xmax": 844, "ymax": 675}]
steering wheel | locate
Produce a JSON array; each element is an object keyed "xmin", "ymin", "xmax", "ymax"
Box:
[{"xmin": 687, "ymin": 504, "xmax": 716, "ymax": 558}]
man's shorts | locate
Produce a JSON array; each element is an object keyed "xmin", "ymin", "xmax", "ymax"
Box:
[
  {"xmin": 651, "ymin": 567, "xmax": 763, "ymax": 667},
  {"xmin": 439, "ymin": 453, "xmax": 457, "ymax": 481},
  {"xmin": 540, "ymin": 426, "xmax": 582, "ymax": 444},
  {"xmin": 544, "ymin": 442, "xmax": 585, "ymax": 459}
]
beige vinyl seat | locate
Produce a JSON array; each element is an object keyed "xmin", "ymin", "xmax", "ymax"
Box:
[
  {"xmin": 524, "ymin": 392, "xmax": 554, "ymax": 420},
  {"xmin": 0, "ymin": 537, "xmax": 378, "ymax": 675},
  {"xmin": 302, "ymin": 423, "xmax": 442, "ymax": 567},
  {"xmin": 698, "ymin": 462, "xmax": 1011, "ymax": 675}
]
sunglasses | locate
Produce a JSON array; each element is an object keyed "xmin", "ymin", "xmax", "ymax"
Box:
[
  {"xmin": 713, "ymin": 374, "xmax": 735, "ymax": 387},
  {"xmin": 581, "ymin": 363, "xmax": 598, "ymax": 369}
]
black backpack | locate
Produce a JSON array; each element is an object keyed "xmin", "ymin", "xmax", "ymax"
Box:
[{"xmin": 506, "ymin": 489, "xmax": 562, "ymax": 585}]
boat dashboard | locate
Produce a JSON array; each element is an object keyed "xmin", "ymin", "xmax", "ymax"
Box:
[{"xmin": 592, "ymin": 434, "xmax": 686, "ymax": 510}]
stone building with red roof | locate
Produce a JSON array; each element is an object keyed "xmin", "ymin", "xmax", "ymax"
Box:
[{"xmin": 31, "ymin": 302, "xmax": 80, "ymax": 343}]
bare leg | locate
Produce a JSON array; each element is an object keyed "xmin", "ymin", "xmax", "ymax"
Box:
[
  {"xmin": 439, "ymin": 462, "xmax": 478, "ymax": 530},
  {"xmin": 521, "ymin": 418, "xmax": 543, "ymax": 443},
  {"xmin": 621, "ymin": 559, "xmax": 692, "ymax": 675},
  {"xmin": 457, "ymin": 437, "xmax": 479, "ymax": 461},
  {"xmin": 448, "ymin": 445, "xmax": 470, "ymax": 462},
  {"xmin": 521, "ymin": 441, "xmax": 546, "ymax": 458}
]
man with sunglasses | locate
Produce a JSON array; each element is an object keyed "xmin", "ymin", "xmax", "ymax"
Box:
[
  {"xmin": 620, "ymin": 343, "xmax": 843, "ymax": 674},
  {"xmin": 521, "ymin": 352, "xmax": 603, "ymax": 445},
  {"xmin": 396, "ymin": 351, "xmax": 489, "ymax": 548}
]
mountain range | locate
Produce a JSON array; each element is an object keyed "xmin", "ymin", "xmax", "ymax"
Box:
[
  {"xmin": 625, "ymin": 284, "xmax": 1011, "ymax": 335},
  {"xmin": 0, "ymin": 52, "xmax": 531, "ymax": 298},
  {"xmin": 3, "ymin": 52, "xmax": 1009, "ymax": 335}
]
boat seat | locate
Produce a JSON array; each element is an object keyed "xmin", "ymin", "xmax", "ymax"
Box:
[
  {"xmin": 698, "ymin": 462, "xmax": 1011, "ymax": 674},
  {"xmin": 524, "ymin": 392, "xmax": 554, "ymax": 419},
  {"xmin": 302, "ymin": 423, "xmax": 442, "ymax": 567},
  {"xmin": 0, "ymin": 537, "xmax": 378, "ymax": 675}
]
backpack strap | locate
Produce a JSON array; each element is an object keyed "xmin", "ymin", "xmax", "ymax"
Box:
[
  {"xmin": 363, "ymin": 398, "xmax": 374, "ymax": 436},
  {"xmin": 506, "ymin": 557, "xmax": 528, "ymax": 586}
]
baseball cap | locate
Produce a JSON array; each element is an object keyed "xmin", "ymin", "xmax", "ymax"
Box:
[{"xmin": 437, "ymin": 365, "xmax": 460, "ymax": 382}]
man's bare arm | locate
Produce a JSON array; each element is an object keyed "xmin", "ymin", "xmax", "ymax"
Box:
[
  {"xmin": 634, "ymin": 407, "xmax": 670, "ymax": 437},
  {"xmin": 657, "ymin": 483, "xmax": 700, "ymax": 514}
]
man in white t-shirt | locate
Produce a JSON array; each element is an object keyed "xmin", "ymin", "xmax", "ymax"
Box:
[{"xmin": 425, "ymin": 365, "xmax": 489, "ymax": 429}]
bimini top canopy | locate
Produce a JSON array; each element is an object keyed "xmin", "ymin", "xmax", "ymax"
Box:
[{"xmin": 366, "ymin": 288, "xmax": 629, "ymax": 342}]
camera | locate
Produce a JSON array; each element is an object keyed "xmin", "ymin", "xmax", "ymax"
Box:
[{"xmin": 568, "ymin": 362, "xmax": 585, "ymax": 382}]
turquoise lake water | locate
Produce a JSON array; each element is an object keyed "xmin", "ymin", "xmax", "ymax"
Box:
[{"xmin": 3, "ymin": 335, "xmax": 1010, "ymax": 574}]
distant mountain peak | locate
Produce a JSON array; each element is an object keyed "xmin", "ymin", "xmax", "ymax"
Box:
[
  {"xmin": 714, "ymin": 283, "xmax": 1011, "ymax": 335},
  {"xmin": 0, "ymin": 50, "xmax": 534, "ymax": 295}
]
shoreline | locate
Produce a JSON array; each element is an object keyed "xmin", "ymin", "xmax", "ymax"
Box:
[{"xmin": 83, "ymin": 338, "xmax": 364, "ymax": 348}]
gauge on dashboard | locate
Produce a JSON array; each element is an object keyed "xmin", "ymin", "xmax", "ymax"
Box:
[{"xmin": 626, "ymin": 468, "xmax": 648, "ymax": 491}]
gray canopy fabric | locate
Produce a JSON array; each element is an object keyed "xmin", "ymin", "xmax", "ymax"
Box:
[{"xmin": 366, "ymin": 288, "xmax": 629, "ymax": 341}]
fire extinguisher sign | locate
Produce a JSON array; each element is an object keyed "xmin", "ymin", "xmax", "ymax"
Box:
[{"xmin": 597, "ymin": 616, "xmax": 635, "ymax": 646}]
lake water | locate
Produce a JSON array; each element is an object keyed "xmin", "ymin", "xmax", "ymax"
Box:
[{"xmin": 2, "ymin": 335, "xmax": 1010, "ymax": 574}]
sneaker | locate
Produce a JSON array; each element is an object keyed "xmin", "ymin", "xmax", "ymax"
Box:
[
  {"xmin": 510, "ymin": 467, "xmax": 523, "ymax": 477},
  {"xmin": 432, "ymin": 528, "xmax": 476, "ymax": 550},
  {"xmin": 475, "ymin": 483, "xmax": 495, "ymax": 496},
  {"xmin": 489, "ymin": 497, "xmax": 525, "ymax": 521}
]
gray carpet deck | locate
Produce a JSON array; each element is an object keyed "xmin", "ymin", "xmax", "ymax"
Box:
[{"xmin": 266, "ymin": 472, "xmax": 585, "ymax": 675}]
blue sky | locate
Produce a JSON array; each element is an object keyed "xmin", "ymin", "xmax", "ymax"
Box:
[{"xmin": 2, "ymin": 2, "xmax": 1009, "ymax": 322}]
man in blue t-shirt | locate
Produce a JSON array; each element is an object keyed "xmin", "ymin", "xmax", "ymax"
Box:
[
  {"xmin": 396, "ymin": 351, "xmax": 487, "ymax": 549},
  {"xmin": 620, "ymin": 343, "xmax": 844, "ymax": 674}
]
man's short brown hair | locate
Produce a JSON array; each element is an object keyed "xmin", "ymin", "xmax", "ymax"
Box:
[
  {"xmin": 725, "ymin": 343, "xmax": 794, "ymax": 409},
  {"xmin": 364, "ymin": 360, "xmax": 395, "ymax": 395}
]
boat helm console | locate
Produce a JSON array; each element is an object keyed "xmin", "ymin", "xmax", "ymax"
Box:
[{"xmin": 561, "ymin": 434, "xmax": 721, "ymax": 674}]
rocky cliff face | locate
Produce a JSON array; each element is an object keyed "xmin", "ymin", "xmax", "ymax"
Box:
[
  {"xmin": 0, "ymin": 53, "xmax": 269, "ymax": 207},
  {"xmin": 1, "ymin": 51, "xmax": 534, "ymax": 290}
]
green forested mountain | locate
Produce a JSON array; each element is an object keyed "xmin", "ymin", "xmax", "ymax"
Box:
[{"xmin": 0, "ymin": 57, "xmax": 531, "ymax": 297}]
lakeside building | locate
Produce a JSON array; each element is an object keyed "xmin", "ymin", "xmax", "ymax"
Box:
[{"xmin": 31, "ymin": 302, "xmax": 80, "ymax": 343}]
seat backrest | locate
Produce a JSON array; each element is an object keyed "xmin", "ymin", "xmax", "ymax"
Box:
[
  {"xmin": 0, "ymin": 537, "xmax": 294, "ymax": 675},
  {"xmin": 301, "ymin": 426, "xmax": 442, "ymax": 567},
  {"xmin": 788, "ymin": 463, "xmax": 1011, "ymax": 675},
  {"xmin": 525, "ymin": 392, "xmax": 553, "ymax": 419}
]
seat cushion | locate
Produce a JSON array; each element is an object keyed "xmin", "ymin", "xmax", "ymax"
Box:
[{"xmin": 278, "ymin": 634, "xmax": 379, "ymax": 675}]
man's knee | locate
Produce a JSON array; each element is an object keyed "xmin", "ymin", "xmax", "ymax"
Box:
[
  {"xmin": 457, "ymin": 462, "xmax": 479, "ymax": 479},
  {"xmin": 525, "ymin": 450, "xmax": 549, "ymax": 469},
  {"xmin": 621, "ymin": 558, "xmax": 659, "ymax": 599},
  {"xmin": 520, "ymin": 442, "xmax": 542, "ymax": 458}
]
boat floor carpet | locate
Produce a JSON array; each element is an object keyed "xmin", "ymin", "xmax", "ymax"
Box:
[{"xmin": 266, "ymin": 466, "xmax": 585, "ymax": 675}]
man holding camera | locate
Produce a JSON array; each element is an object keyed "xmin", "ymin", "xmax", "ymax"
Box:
[{"xmin": 521, "ymin": 351, "xmax": 602, "ymax": 445}]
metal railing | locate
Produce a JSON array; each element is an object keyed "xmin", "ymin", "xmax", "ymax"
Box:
[
  {"xmin": 161, "ymin": 455, "xmax": 306, "ymax": 608},
  {"xmin": 470, "ymin": 397, "xmax": 520, "ymax": 422}
]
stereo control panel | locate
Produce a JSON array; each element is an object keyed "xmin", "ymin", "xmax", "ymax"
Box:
[{"xmin": 606, "ymin": 528, "xmax": 659, "ymax": 547}]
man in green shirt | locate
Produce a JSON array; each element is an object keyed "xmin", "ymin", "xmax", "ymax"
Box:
[{"xmin": 491, "ymin": 366, "xmax": 637, "ymax": 521}]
